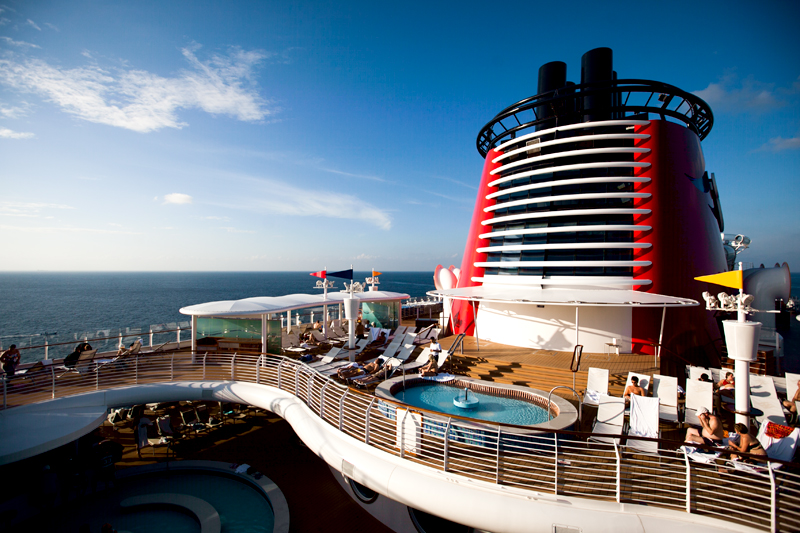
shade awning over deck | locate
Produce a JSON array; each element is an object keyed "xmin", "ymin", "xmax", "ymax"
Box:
[
  {"xmin": 179, "ymin": 290, "xmax": 410, "ymax": 317},
  {"xmin": 428, "ymin": 286, "xmax": 698, "ymax": 307}
]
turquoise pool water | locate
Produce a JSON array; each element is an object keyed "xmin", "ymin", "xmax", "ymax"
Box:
[
  {"xmin": 394, "ymin": 383, "xmax": 550, "ymax": 425},
  {"xmin": 65, "ymin": 471, "xmax": 274, "ymax": 533}
]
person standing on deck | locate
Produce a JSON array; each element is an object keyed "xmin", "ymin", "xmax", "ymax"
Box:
[{"xmin": 1, "ymin": 344, "xmax": 21, "ymax": 377}]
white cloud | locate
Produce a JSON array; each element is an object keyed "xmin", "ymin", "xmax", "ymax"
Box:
[
  {"xmin": 0, "ymin": 36, "xmax": 40, "ymax": 48},
  {"xmin": 25, "ymin": 19, "xmax": 40, "ymax": 31},
  {"xmin": 0, "ymin": 102, "xmax": 30, "ymax": 118},
  {"xmin": 43, "ymin": 22, "xmax": 58, "ymax": 32},
  {"xmin": 215, "ymin": 174, "xmax": 393, "ymax": 230},
  {"xmin": 163, "ymin": 193, "xmax": 192, "ymax": 204},
  {"xmin": 432, "ymin": 175, "xmax": 478, "ymax": 191},
  {"xmin": 0, "ymin": 201, "xmax": 73, "ymax": 217},
  {"xmin": 318, "ymin": 167, "xmax": 386, "ymax": 182},
  {"xmin": 0, "ymin": 44, "xmax": 272, "ymax": 133},
  {"xmin": 693, "ymin": 73, "xmax": 788, "ymax": 113},
  {"xmin": 0, "ymin": 18, "xmax": 10, "ymax": 26},
  {"xmin": 0, "ymin": 126, "xmax": 33, "ymax": 138},
  {"xmin": 756, "ymin": 136, "xmax": 800, "ymax": 153},
  {"xmin": 203, "ymin": 215, "xmax": 229, "ymax": 221},
  {"xmin": 354, "ymin": 253, "xmax": 376, "ymax": 260}
]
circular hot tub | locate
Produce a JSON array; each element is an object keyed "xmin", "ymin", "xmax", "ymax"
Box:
[{"xmin": 375, "ymin": 376, "xmax": 578, "ymax": 431}]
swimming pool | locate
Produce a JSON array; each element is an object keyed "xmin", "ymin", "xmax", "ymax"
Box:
[
  {"xmin": 60, "ymin": 462, "xmax": 288, "ymax": 533},
  {"xmin": 376, "ymin": 376, "xmax": 578, "ymax": 431},
  {"xmin": 394, "ymin": 383, "xmax": 551, "ymax": 425}
]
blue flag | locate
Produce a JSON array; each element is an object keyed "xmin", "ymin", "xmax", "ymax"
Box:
[{"xmin": 327, "ymin": 269, "xmax": 353, "ymax": 280}]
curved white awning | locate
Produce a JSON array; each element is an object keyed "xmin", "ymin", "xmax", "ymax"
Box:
[
  {"xmin": 428, "ymin": 286, "xmax": 697, "ymax": 307},
  {"xmin": 180, "ymin": 290, "xmax": 410, "ymax": 317}
]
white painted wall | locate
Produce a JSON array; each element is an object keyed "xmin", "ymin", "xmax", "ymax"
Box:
[{"xmin": 476, "ymin": 302, "xmax": 632, "ymax": 353}]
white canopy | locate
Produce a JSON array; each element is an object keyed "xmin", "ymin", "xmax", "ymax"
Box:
[
  {"xmin": 179, "ymin": 290, "xmax": 410, "ymax": 317},
  {"xmin": 428, "ymin": 286, "xmax": 697, "ymax": 307}
]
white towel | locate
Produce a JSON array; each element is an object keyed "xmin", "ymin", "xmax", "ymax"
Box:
[
  {"xmin": 235, "ymin": 463, "xmax": 250, "ymax": 474},
  {"xmin": 421, "ymin": 373, "xmax": 456, "ymax": 382},
  {"xmin": 629, "ymin": 395, "xmax": 659, "ymax": 439},
  {"xmin": 584, "ymin": 389, "xmax": 600, "ymax": 404}
]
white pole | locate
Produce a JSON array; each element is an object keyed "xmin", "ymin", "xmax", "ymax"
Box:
[
  {"xmin": 287, "ymin": 310, "xmax": 292, "ymax": 333},
  {"xmin": 261, "ymin": 313, "xmax": 268, "ymax": 354},
  {"xmin": 44, "ymin": 339, "xmax": 49, "ymax": 360},
  {"xmin": 575, "ymin": 306, "xmax": 580, "ymax": 348},
  {"xmin": 191, "ymin": 315, "xmax": 197, "ymax": 363}
]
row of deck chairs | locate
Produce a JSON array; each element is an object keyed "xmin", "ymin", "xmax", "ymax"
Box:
[{"xmin": 687, "ymin": 365, "xmax": 798, "ymax": 426}]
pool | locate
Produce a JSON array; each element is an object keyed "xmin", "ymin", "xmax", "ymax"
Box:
[
  {"xmin": 60, "ymin": 461, "xmax": 288, "ymax": 533},
  {"xmin": 376, "ymin": 376, "xmax": 577, "ymax": 431},
  {"xmin": 394, "ymin": 383, "xmax": 551, "ymax": 425}
]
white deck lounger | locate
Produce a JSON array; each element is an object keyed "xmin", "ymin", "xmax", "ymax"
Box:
[
  {"xmin": 750, "ymin": 374, "xmax": 787, "ymax": 426},
  {"xmin": 626, "ymin": 394, "xmax": 661, "ymax": 454},
  {"xmin": 582, "ymin": 367, "xmax": 609, "ymax": 407},
  {"xmin": 784, "ymin": 372, "xmax": 800, "ymax": 416},
  {"xmin": 588, "ymin": 394, "xmax": 625, "ymax": 445},
  {"xmin": 688, "ymin": 365, "xmax": 711, "ymax": 382},
  {"xmin": 684, "ymin": 380, "xmax": 714, "ymax": 427},
  {"xmin": 399, "ymin": 348, "xmax": 431, "ymax": 372},
  {"xmin": 652, "ymin": 374, "xmax": 679, "ymax": 422}
]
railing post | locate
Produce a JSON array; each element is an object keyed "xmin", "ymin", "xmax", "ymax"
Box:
[
  {"xmin": 399, "ymin": 409, "xmax": 408, "ymax": 458},
  {"xmin": 443, "ymin": 418, "xmax": 451, "ymax": 472},
  {"xmin": 2, "ymin": 378, "xmax": 6, "ymax": 410},
  {"xmin": 496, "ymin": 426, "xmax": 502, "ymax": 485},
  {"xmin": 365, "ymin": 398, "xmax": 376, "ymax": 445},
  {"xmin": 44, "ymin": 339, "xmax": 48, "ymax": 360},
  {"xmin": 320, "ymin": 381, "xmax": 328, "ymax": 419},
  {"xmin": 294, "ymin": 366, "xmax": 300, "ymax": 396},
  {"xmin": 554, "ymin": 433, "xmax": 558, "ymax": 495},
  {"xmin": 95, "ymin": 363, "xmax": 100, "ymax": 390},
  {"xmin": 231, "ymin": 353, "xmax": 237, "ymax": 381},
  {"xmin": 170, "ymin": 353, "xmax": 174, "ymax": 381},
  {"xmin": 135, "ymin": 354, "xmax": 139, "ymax": 385},
  {"xmin": 50, "ymin": 363, "xmax": 55, "ymax": 399},
  {"xmin": 256, "ymin": 355, "xmax": 261, "ymax": 384},
  {"xmin": 682, "ymin": 447, "xmax": 691, "ymax": 513},
  {"xmin": 149, "ymin": 327, "xmax": 153, "ymax": 348},
  {"xmin": 614, "ymin": 442, "xmax": 621, "ymax": 503},
  {"xmin": 177, "ymin": 326, "xmax": 181, "ymax": 345},
  {"xmin": 769, "ymin": 466, "xmax": 777, "ymax": 533},
  {"xmin": 339, "ymin": 389, "xmax": 347, "ymax": 431},
  {"xmin": 203, "ymin": 354, "xmax": 207, "ymax": 380},
  {"xmin": 278, "ymin": 361, "xmax": 282, "ymax": 390}
]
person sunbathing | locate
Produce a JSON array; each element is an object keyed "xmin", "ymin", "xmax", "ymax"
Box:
[
  {"xmin": 685, "ymin": 407, "xmax": 724, "ymax": 447},
  {"xmin": 726, "ymin": 422, "xmax": 766, "ymax": 462},
  {"xmin": 116, "ymin": 339, "xmax": 141, "ymax": 356},
  {"xmin": 352, "ymin": 357, "xmax": 391, "ymax": 382},
  {"xmin": 623, "ymin": 376, "xmax": 644, "ymax": 403},
  {"xmin": 782, "ymin": 380, "xmax": 800, "ymax": 413},
  {"xmin": 419, "ymin": 351, "xmax": 439, "ymax": 377},
  {"xmin": 338, "ymin": 357, "xmax": 386, "ymax": 379},
  {"xmin": 718, "ymin": 372, "xmax": 735, "ymax": 391}
]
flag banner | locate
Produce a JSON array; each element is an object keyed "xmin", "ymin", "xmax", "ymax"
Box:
[
  {"xmin": 310, "ymin": 270, "xmax": 327, "ymax": 279},
  {"xmin": 372, "ymin": 270, "xmax": 382, "ymax": 277},
  {"xmin": 328, "ymin": 269, "xmax": 354, "ymax": 280},
  {"xmin": 694, "ymin": 270, "xmax": 743, "ymax": 290}
]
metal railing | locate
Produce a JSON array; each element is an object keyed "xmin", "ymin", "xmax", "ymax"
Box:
[{"xmin": 2, "ymin": 352, "xmax": 798, "ymax": 532}]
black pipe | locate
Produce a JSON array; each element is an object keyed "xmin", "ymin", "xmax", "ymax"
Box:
[{"xmin": 581, "ymin": 47, "xmax": 613, "ymax": 122}]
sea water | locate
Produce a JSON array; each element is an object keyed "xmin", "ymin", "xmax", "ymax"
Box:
[{"xmin": 0, "ymin": 271, "xmax": 435, "ymax": 362}]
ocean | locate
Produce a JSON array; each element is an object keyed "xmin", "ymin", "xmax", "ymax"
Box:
[{"xmin": 0, "ymin": 271, "xmax": 435, "ymax": 362}]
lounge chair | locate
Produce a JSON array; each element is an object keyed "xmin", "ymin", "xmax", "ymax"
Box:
[
  {"xmin": 625, "ymin": 372, "xmax": 650, "ymax": 395},
  {"xmin": 380, "ymin": 336, "xmax": 405, "ymax": 359},
  {"xmin": 196, "ymin": 404, "xmax": 223, "ymax": 430},
  {"xmin": 308, "ymin": 347, "xmax": 343, "ymax": 367},
  {"xmin": 582, "ymin": 367, "xmax": 609, "ymax": 407},
  {"xmin": 394, "ymin": 341, "xmax": 417, "ymax": 364},
  {"xmin": 352, "ymin": 357, "xmax": 402, "ymax": 387},
  {"xmin": 219, "ymin": 402, "xmax": 247, "ymax": 424},
  {"xmin": 683, "ymin": 380, "xmax": 714, "ymax": 427},
  {"xmin": 398, "ymin": 348, "xmax": 432, "ymax": 373},
  {"xmin": 58, "ymin": 349, "xmax": 99, "ymax": 376},
  {"xmin": 750, "ymin": 374, "xmax": 787, "ymax": 426},
  {"xmin": 726, "ymin": 421, "xmax": 800, "ymax": 474},
  {"xmin": 180, "ymin": 408, "xmax": 208, "ymax": 435},
  {"xmin": 626, "ymin": 394, "xmax": 661, "ymax": 454},
  {"xmin": 652, "ymin": 374, "xmax": 679, "ymax": 423},
  {"xmin": 588, "ymin": 394, "xmax": 625, "ymax": 445},
  {"xmin": 688, "ymin": 365, "xmax": 712, "ymax": 382},
  {"xmin": 391, "ymin": 326, "xmax": 407, "ymax": 338},
  {"xmin": 782, "ymin": 372, "xmax": 800, "ymax": 419}
]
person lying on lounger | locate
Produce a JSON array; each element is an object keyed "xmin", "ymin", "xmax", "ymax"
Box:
[
  {"xmin": 717, "ymin": 372, "xmax": 735, "ymax": 391},
  {"xmin": 338, "ymin": 357, "xmax": 387, "ymax": 379},
  {"xmin": 351, "ymin": 357, "xmax": 392, "ymax": 383}
]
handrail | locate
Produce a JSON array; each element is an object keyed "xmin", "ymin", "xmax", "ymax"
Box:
[
  {"xmin": 1, "ymin": 351, "xmax": 797, "ymax": 532},
  {"xmin": 547, "ymin": 385, "xmax": 581, "ymax": 426}
]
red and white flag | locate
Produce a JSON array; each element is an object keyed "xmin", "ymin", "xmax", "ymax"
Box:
[{"xmin": 310, "ymin": 270, "xmax": 327, "ymax": 279}]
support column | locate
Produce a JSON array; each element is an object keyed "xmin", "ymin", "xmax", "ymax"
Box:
[
  {"xmin": 191, "ymin": 315, "xmax": 197, "ymax": 363},
  {"xmin": 261, "ymin": 313, "xmax": 268, "ymax": 354}
]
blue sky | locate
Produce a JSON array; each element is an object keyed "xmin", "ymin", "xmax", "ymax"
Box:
[{"xmin": 0, "ymin": 0, "xmax": 798, "ymax": 272}]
